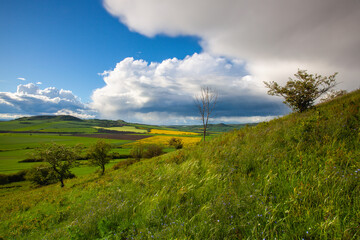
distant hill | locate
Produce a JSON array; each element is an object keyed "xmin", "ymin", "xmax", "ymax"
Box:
[
  {"xmin": 16, "ymin": 115, "xmax": 83, "ymax": 122},
  {"xmin": 0, "ymin": 115, "xmax": 127, "ymax": 133}
]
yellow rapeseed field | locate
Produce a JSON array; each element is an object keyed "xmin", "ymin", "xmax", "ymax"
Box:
[
  {"xmin": 150, "ymin": 129, "xmax": 199, "ymax": 135},
  {"xmin": 124, "ymin": 135, "xmax": 201, "ymax": 147}
]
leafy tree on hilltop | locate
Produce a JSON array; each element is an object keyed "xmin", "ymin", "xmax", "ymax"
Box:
[
  {"xmin": 87, "ymin": 140, "xmax": 112, "ymax": 175},
  {"xmin": 264, "ymin": 69, "xmax": 338, "ymax": 112}
]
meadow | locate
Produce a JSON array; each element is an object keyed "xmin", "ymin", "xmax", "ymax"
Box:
[
  {"xmin": 0, "ymin": 119, "xmax": 203, "ymax": 175},
  {"xmin": 0, "ymin": 133, "xmax": 130, "ymax": 174},
  {"xmin": 0, "ymin": 90, "xmax": 359, "ymax": 239}
]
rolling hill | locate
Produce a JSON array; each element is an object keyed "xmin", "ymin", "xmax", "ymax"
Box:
[{"xmin": 0, "ymin": 90, "xmax": 359, "ymax": 239}]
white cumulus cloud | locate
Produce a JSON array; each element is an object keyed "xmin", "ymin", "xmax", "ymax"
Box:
[
  {"xmin": 91, "ymin": 53, "xmax": 287, "ymax": 124},
  {"xmin": 103, "ymin": 0, "xmax": 360, "ymax": 91},
  {"xmin": 0, "ymin": 83, "xmax": 95, "ymax": 119}
]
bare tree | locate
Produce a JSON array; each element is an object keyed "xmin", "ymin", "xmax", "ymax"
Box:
[{"xmin": 195, "ymin": 86, "xmax": 218, "ymax": 142}]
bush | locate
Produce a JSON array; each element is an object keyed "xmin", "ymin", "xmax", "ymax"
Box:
[
  {"xmin": 143, "ymin": 144, "xmax": 164, "ymax": 158},
  {"xmin": 0, "ymin": 170, "xmax": 28, "ymax": 185},
  {"xmin": 169, "ymin": 137, "xmax": 184, "ymax": 149},
  {"xmin": 108, "ymin": 152, "xmax": 131, "ymax": 159},
  {"xmin": 18, "ymin": 158, "xmax": 43, "ymax": 163},
  {"xmin": 25, "ymin": 164, "xmax": 58, "ymax": 186},
  {"xmin": 25, "ymin": 164, "xmax": 75, "ymax": 186},
  {"xmin": 130, "ymin": 144, "xmax": 144, "ymax": 160},
  {"xmin": 112, "ymin": 159, "xmax": 138, "ymax": 170}
]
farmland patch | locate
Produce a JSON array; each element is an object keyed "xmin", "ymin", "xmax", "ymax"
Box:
[
  {"xmin": 95, "ymin": 126, "xmax": 148, "ymax": 133},
  {"xmin": 150, "ymin": 129, "xmax": 199, "ymax": 135},
  {"xmin": 73, "ymin": 134, "xmax": 151, "ymax": 141}
]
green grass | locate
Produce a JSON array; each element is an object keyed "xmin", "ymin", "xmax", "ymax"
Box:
[
  {"xmin": 168, "ymin": 123, "xmax": 255, "ymax": 133},
  {"xmin": 0, "ymin": 90, "xmax": 359, "ymax": 239},
  {"xmin": 0, "ymin": 149, "xmax": 38, "ymax": 173},
  {"xmin": 71, "ymin": 160, "xmax": 124, "ymax": 176},
  {"xmin": 0, "ymin": 120, "xmax": 98, "ymax": 133},
  {"xmin": 0, "ymin": 133, "xmax": 132, "ymax": 174}
]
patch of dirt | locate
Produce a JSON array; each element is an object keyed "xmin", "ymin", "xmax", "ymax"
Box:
[{"xmin": 73, "ymin": 134, "xmax": 151, "ymax": 141}]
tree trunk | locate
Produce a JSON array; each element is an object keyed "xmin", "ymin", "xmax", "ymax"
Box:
[
  {"xmin": 203, "ymin": 127, "xmax": 207, "ymax": 142},
  {"xmin": 60, "ymin": 177, "xmax": 64, "ymax": 187}
]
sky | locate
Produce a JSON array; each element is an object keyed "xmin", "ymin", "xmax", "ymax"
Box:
[{"xmin": 1, "ymin": 0, "xmax": 359, "ymax": 124}]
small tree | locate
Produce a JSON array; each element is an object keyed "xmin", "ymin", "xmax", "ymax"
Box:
[
  {"xmin": 195, "ymin": 86, "xmax": 218, "ymax": 141},
  {"xmin": 130, "ymin": 143, "xmax": 144, "ymax": 160},
  {"xmin": 169, "ymin": 137, "xmax": 183, "ymax": 149},
  {"xmin": 37, "ymin": 143, "xmax": 79, "ymax": 187},
  {"xmin": 264, "ymin": 69, "xmax": 338, "ymax": 112},
  {"xmin": 87, "ymin": 140, "xmax": 112, "ymax": 175}
]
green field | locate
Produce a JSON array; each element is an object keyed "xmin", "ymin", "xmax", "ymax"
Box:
[
  {"xmin": 0, "ymin": 116, "xmax": 235, "ymax": 175},
  {"xmin": 0, "ymin": 120, "xmax": 97, "ymax": 133},
  {"xmin": 0, "ymin": 133, "xmax": 132, "ymax": 174}
]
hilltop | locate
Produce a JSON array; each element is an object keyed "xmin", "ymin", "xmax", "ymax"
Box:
[
  {"xmin": 0, "ymin": 90, "xmax": 359, "ymax": 239},
  {"xmin": 16, "ymin": 115, "xmax": 84, "ymax": 122},
  {"xmin": 0, "ymin": 116, "xmax": 127, "ymax": 133}
]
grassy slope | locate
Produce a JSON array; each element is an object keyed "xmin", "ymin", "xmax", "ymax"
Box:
[
  {"xmin": 1, "ymin": 90, "xmax": 359, "ymax": 239},
  {"xmin": 168, "ymin": 123, "xmax": 256, "ymax": 133}
]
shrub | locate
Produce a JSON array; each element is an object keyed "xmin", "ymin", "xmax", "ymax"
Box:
[
  {"xmin": 168, "ymin": 137, "xmax": 184, "ymax": 149},
  {"xmin": 108, "ymin": 152, "xmax": 130, "ymax": 159},
  {"xmin": 25, "ymin": 164, "xmax": 58, "ymax": 186},
  {"xmin": 112, "ymin": 159, "xmax": 138, "ymax": 170},
  {"xmin": 18, "ymin": 158, "xmax": 43, "ymax": 163},
  {"xmin": 0, "ymin": 170, "xmax": 28, "ymax": 185},
  {"xmin": 25, "ymin": 164, "xmax": 76, "ymax": 186},
  {"xmin": 143, "ymin": 144, "xmax": 164, "ymax": 158},
  {"xmin": 130, "ymin": 144, "xmax": 144, "ymax": 160}
]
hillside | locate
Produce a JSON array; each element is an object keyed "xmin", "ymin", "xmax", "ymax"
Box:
[
  {"xmin": 168, "ymin": 123, "xmax": 256, "ymax": 133},
  {"xmin": 16, "ymin": 115, "xmax": 84, "ymax": 122},
  {"xmin": 0, "ymin": 90, "xmax": 359, "ymax": 239},
  {"xmin": 0, "ymin": 116, "xmax": 128, "ymax": 133}
]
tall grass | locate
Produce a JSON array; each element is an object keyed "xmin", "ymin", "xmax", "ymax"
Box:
[{"xmin": 0, "ymin": 90, "xmax": 359, "ymax": 239}]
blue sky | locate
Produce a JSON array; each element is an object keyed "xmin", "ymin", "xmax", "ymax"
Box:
[
  {"xmin": 1, "ymin": 0, "xmax": 359, "ymax": 124},
  {"xmin": 0, "ymin": 0, "xmax": 201, "ymax": 102}
]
